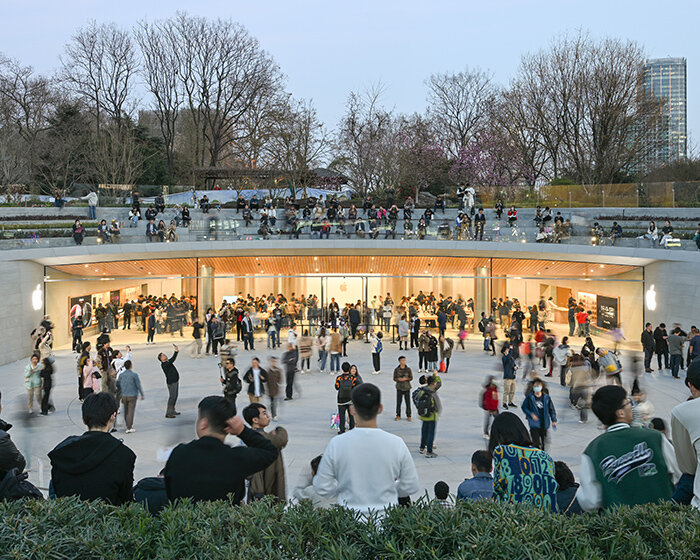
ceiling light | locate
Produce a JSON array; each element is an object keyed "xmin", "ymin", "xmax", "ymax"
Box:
[
  {"xmin": 314, "ymin": 256, "xmax": 318, "ymax": 260},
  {"xmin": 148, "ymin": 272, "xmax": 151, "ymax": 275},
  {"xmin": 84, "ymin": 264, "xmax": 88, "ymax": 268},
  {"xmin": 315, "ymin": 268, "xmax": 319, "ymax": 272}
]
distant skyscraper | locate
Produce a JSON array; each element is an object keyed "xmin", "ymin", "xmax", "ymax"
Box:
[{"xmin": 642, "ymin": 57, "xmax": 687, "ymax": 165}]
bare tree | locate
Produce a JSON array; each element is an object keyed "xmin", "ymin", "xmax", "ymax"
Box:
[
  {"xmin": 168, "ymin": 13, "xmax": 283, "ymax": 171},
  {"xmin": 0, "ymin": 129, "xmax": 29, "ymax": 202},
  {"xmin": 0, "ymin": 57, "xmax": 56, "ymax": 181},
  {"xmin": 61, "ymin": 21, "xmax": 138, "ymax": 132},
  {"xmin": 267, "ymin": 99, "xmax": 330, "ymax": 197},
  {"xmin": 90, "ymin": 124, "xmax": 145, "ymax": 188},
  {"xmin": 135, "ymin": 19, "xmax": 183, "ymax": 178},
  {"xmin": 332, "ymin": 85, "xmax": 395, "ymax": 197},
  {"xmin": 426, "ymin": 67, "xmax": 495, "ymax": 158}
]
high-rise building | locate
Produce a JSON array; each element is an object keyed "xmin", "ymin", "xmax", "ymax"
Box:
[{"xmin": 642, "ymin": 57, "xmax": 687, "ymax": 165}]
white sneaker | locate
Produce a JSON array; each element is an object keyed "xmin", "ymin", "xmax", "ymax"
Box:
[{"xmin": 126, "ymin": 428, "xmax": 135, "ymax": 434}]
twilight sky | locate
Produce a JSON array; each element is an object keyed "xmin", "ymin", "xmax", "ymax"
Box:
[{"xmin": 2, "ymin": 0, "xmax": 696, "ymax": 147}]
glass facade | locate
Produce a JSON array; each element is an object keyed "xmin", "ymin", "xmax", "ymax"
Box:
[{"xmin": 642, "ymin": 57, "xmax": 688, "ymax": 164}]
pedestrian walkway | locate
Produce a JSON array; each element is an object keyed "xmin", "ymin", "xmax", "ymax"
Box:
[{"xmin": 0, "ymin": 333, "xmax": 687, "ymax": 499}]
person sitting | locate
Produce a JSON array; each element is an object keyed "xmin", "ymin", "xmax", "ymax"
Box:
[
  {"xmin": 292, "ymin": 455, "xmax": 335, "ymax": 509},
  {"xmin": 157, "ymin": 219, "xmax": 167, "ymax": 242},
  {"xmin": 456, "ymin": 450, "xmax": 494, "ymax": 501},
  {"xmin": 128, "ymin": 207, "xmax": 140, "ymax": 227},
  {"xmin": 236, "ymin": 195, "xmax": 246, "ymax": 213},
  {"xmin": 155, "ymin": 194, "xmax": 165, "ymax": 214},
  {"xmin": 134, "ymin": 470, "xmax": 168, "ymax": 516},
  {"xmin": 591, "ymin": 222, "xmax": 604, "ymax": 246},
  {"xmin": 96, "ymin": 219, "xmax": 111, "ymax": 243},
  {"xmin": 145, "ymin": 219, "xmax": 158, "ymax": 242},
  {"xmin": 109, "ymin": 220, "xmax": 121, "ymax": 242},
  {"xmin": 166, "ymin": 220, "xmax": 178, "ymax": 242},
  {"xmin": 437, "ymin": 220, "xmax": 451, "ymax": 240},
  {"xmin": 507, "ymin": 206, "xmax": 518, "ymax": 227},
  {"xmin": 554, "ymin": 460, "xmax": 583, "ymax": 515},
  {"xmin": 249, "ymin": 194, "xmax": 259, "ymax": 211},
  {"xmin": 659, "ymin": 220, "xmax": 674, "ymax": 248},
  {"xmin": 48, "ymin": 393, "xmax": 135, "ymax": 505},
  {"xmin": 200, "ymin": 195, "xmax": 210, "ymax": 214},
  {"xmin": 163, "ymin": 395, "xmax": 278, "ymax": 503},
  {"xmin": 610, "ymin": 221, "xmax": 622, "ymax": 245},
  {"xmin": 0, "ymin": 392, "xmax": 26, "ymax": 478},
  {"xmin": 242, "ymin": 206, "xmax": 253, "ymax": 227},
  {"xmin": 145, "ymin": 205, "xmax": 157, "ymax": 222},
  {"xmin": 533, "ymin": 206, "xmax": 543, "ymax": 225},
  {"xmin": 181, "ymin": 205, "xmax": 191, "ymax": 227}
]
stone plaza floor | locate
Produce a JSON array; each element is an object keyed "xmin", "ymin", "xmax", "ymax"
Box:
[{"xmin": 0, "ymin": 326, "xmax": 690, "ymax": 501}]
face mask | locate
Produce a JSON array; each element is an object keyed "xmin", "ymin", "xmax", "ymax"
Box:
[{"xmin": 533, "ymin": 386, "xmax": 542, "ymax": 394}]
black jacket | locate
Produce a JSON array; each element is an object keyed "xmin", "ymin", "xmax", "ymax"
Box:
[
  {"xmin": 349, "ymin": 308, "xmax": 361, "ymax": 324},
  {"xmin": 48, "ymin": 431, "xmax": 136, "ymax": 505},
  {"xmin": 160, "ymin": 351, "xmax": 180, "ymax": 384},
  {"xmin": 243, "ymin": 367, "xmax": 268, "ymax": 395},
  {"xmin": 134, "ymin": 476, "xmax": 168, "ymax": 516},
  {"xmin": 641, "ymin": 329, "xmax": 655, "ymax": 351},
  {"xmin": 0, "ymin": 428, "xmax": 26, "ymax": 477},
  {"xmin": 164, "ymin": 428, "xmax": 277, "ymax": 503}
]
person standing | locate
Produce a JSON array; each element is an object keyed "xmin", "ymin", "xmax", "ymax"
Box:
[
  {"xmin": 410, "ymin": 314, "xmax": 421, "ymax": 350},
  {"xmin": 158, "ymin": 345, "xmax": 180, "ymax": 418},
  {"xmin": 314, "ymin": 383, "xmax": 420, "ymax": 514},
  {"xmin": 393, "ymin": 356, "xmax": 413, "ymax": 421},
  {"xmin": 653, "ymin": 323, "xmax": 670, "ymax": 371},
  {"xmin": 438, "ymin": 335, "xmax": 454, "ymax": 372},
  {"xmin": 146, "ymin": 311, "xmax": 156, "ymax": 345},
  {"xmin": 481, "ymin": 376, "xmax": 499, "ymax": 439},
  {"xmin": 243, "ymin": 357, "xmax": 268, "ymax": 404},
  {"xmin": 348, "ymin": 305, "xmax": 361, "ymax": 339},
  {"xmin": 521, "ymin": 378, "xmax": 557, "ymax": 451},
  {"xmin": 241, "ymin": 312, "xmax": 255, "ymax": 351},
  {"xmin": 370, "ymin": 331, "xmax": 383, "ymax": 375},
  {"xmin": 671, "ymin": 362, "xmax": 700, "ymax": 509},
  {"xmin": 40, "ymin": 357, "xmax": 55, "ymax": 415},
  {"xmin": 190, "ymin": 317, "xmax": 204, "ymax": 357},
  {"xmin": 397, "ymin": 315, "xmax": 409, "ymax": 350},
  {"xmin": 281, "ymin": 343, "xmax": 298, "ymax": 401},
  {"xmin": 501, "ymin": 344, "xmax": 517, "ymax": 409},
  {"xmin": 577, "ymin": 385, "xmax": 674, "ymax": 511},
  {"xmin": 641, "ymin": 323, "xmax": 655, "ymax": 373},
  {"xmin": 116, "ymin": 360, "xmax": 144, "ymax": 434},
  {"xmin": 220, "ymin": 358, "xmax": 242, "ymax": 415},
  {"xmin": 335, "ymin": 363, "xmax": 362, "ymax": 434},
  {"xmin": 266, "ymin": 356, "xmax": 282, "ymax": 420},
  {"xmin": 24, "ymin": 354, "xmax": 43, "ymax": 414},
  {"xmin": 242, "ymin": 403, "xmax": 288, "ymax": 503},
  {"xmin": 299, "ymin": 330, "xmax": 312, "ymax": 373},
  {"xmin": 122, "ymin": 301, "xmax": 132, "ymax": 330},
  {"xmin": 81, "ymin": 189, "xmax": 98, "ymax": 220},
  {"xmin": 416, "ymin": 375, "xmax": 441, "ymax": 458},
  {"xmin": 329, "ymin": 328, "xmax": 342, "ymax": 375},
  {"xmin": 553, "ymin": 337, "xmax": 572, "ymax": 387},
  {"xmin": 668, "ymin": 327, "xmax": 685, "ymax": 379}
]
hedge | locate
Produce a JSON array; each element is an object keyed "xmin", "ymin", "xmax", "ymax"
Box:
[{"xmin": 1, "ymin": 498, "xmax": 699, "ymax": 559}]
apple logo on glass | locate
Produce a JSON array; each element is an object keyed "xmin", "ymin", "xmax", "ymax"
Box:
[
  {"xmin": 32, "ymin": 284, "xmax": 43, "ymax": 311},
  {"xmin": 645, "ymin": 285, "xmax": 657, "ymax": 311}
]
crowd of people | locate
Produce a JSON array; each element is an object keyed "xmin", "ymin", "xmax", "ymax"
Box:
[
  {"xmin": 63, "ymin": 188, "xmax": 700, "ymax": 250},
  {"xmin": 4, "ymin": 287, "xmax": 700, "ymax": 520}
]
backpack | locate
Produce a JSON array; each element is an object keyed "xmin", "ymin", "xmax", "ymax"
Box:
[
  {"xmin": 375, "ymin": 339, "xmax": 383, "ymax": 354},
  {"xmin": 412, "ymin": 388, "xmax": 435, "ymax": 417},
  {"xmin": 337, "ymin": 375, "xmax": 355, "ymax": 401}
]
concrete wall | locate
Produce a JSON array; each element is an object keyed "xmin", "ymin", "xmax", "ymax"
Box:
[
  {"xmin": 0, "ymin": 260, "xmax": 45, "ymax": 364},
  {"xmin": 643, "ymin": 259, "xmax": 700, "ymax": 332}
]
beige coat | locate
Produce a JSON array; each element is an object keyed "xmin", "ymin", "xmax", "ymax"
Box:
[{"xmin": 248, "ymin": 427, "xmax": 288, "ymax": 502}]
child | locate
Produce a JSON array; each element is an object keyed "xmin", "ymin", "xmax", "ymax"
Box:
[
  {"xmin": 458, "ymin": 328, "xmax": 467, "ymax": 350},
  {"xmin": 433, "ymin": 481, "xmax": 452, "ymax": 508},
  {"xmin": 481, "ymin": 376, "xmax": 499, "ymax": 439}
]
